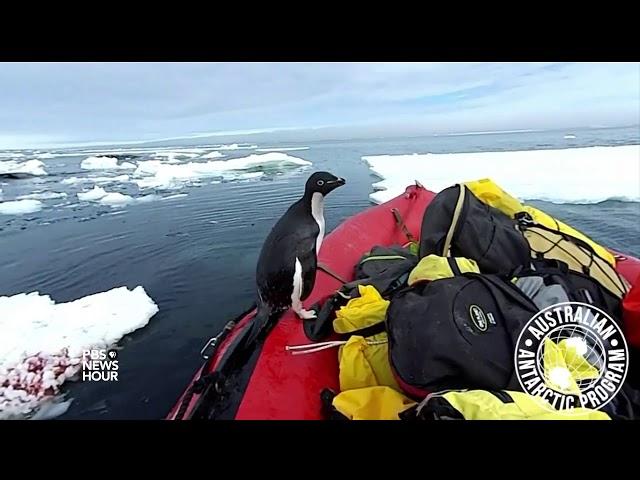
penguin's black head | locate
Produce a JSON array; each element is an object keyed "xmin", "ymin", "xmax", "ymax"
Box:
[{"xmin": 305, "ymin": 171, "xmax": 345, "ymax": 196}]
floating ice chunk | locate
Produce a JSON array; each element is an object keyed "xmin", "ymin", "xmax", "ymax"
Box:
[
  {"xmin": 29, "ymin": 398, "xmax": 73, "ymax": 420},
  {"xmin": 77, "ymin": 186, "xmax": 108, "ymax": 201},
  {"xmin": 256, "ymin": 147, "xmax": 310, "ymax": 152},
  {"xmin": 78, "ymin": 186, "xmax": 153, "ymax": 207},
  {"xmin": 135, "ymin": 194, "xmax": 161, "ymax": 203},
  {"xmin": 217, "ymin": 143, "xmax": 258, "ymax": 150},
  {"xmin": 0, "ymin": 286, "xmax": 158, "ymax": 419},
  {"xmin": 61, "ymin": 176, "xmax": 87, "ymax": 185},
  {"xmin": 362, "ymin": 145, "xmax": 640, "ymax": 204},
  {"xmin": 200, "ymin": 151, "xmax": 225, "ymax": 159},
  {"xmin": 133, "ymin": 152, "xmax": 311, "ymax": 189},
  {"xmin": 0, "ymin": 159, "xmax": 47, "ymax": 176},
  {"xmin": 154, "ymin": 149, "xmax": 205, "ymax": 156},
  {"xmin": 237, "ymin": 172, "xmax": 265, "ymax": 180},
  {"xmin": 153, "ymin": 151, "xmax": 200, "ymax": 162},
  {"xmin": 88, "ymin": 174, "xmax": 131, "ymax": 184},
  {"xmin": 0, "ymin": 199, "xmax": 43, "ymax": 215},
  {"xmin": 17, "ymin": 191, "xmax": 68, "ymax": 201},
  {"xmin": 80, "ymin": 156, "xmax": 136, "ymax": 170},
  {"xmin": 98, "ymin": 192, "xmax": 134, "ymax": 206},
  {"xmin": 162, "ymin": 193, "xmax": 189, "ymax": 200}
]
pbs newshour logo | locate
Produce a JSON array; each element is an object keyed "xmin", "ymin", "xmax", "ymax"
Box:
[
  {"xmin": 82, "ymin": 349, "xmax": 119, "ymax": 382},
  {"xmin": 515, "ymin": 302, "xmax": 628, "ymax": 414}
]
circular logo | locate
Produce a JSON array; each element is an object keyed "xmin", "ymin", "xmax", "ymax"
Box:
[
  {"xmin": 107, "ymin": 349, "xmax": 118, "ymax": 359},
  {"xmin": 469, "ymin": 305, "xmax": 488, "ymax": 332},
  {"xmin": 514, "ymin": 302, "xmax": 628, "ymax": 414}
]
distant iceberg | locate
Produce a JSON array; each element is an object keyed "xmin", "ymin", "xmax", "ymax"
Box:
[
  {"xmin": 80, "ymin": 156, "xmax": 136, "ymax": 170},
  {"xmin": 256, "ymin": 147, "xmax": 310, "ymax": 152},
  {"xmin": 217, "ymin": 143, "xmax": 258, "ymax": 151}
]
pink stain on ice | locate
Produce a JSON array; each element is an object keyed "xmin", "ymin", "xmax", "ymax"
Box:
[{"xmin": 0, "ymin": 348, "xmax": 81, "ymax": 417}]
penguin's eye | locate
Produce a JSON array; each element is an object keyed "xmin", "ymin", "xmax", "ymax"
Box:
[{"xmin": 316, "ymin": 180, "xmax": 325, "ymax": 186}]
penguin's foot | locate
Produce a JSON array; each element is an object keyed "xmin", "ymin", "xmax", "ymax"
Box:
[{"xmin": 296, "ymin": 308, "xmax": 317, "ymax": 320}]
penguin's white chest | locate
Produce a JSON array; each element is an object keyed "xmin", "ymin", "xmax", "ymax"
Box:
[{"xmin": 311, "ymin": 192, "xmax": 325, "ymax": 254}]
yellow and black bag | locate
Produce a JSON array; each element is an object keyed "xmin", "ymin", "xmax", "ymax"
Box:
[
  {"xmin": 421, "ymin": 179, "xmax": 629, "ymax": 299},
  {"xmin": 418, "ymin": 184, "xmax": 531, "ymax": 275},
  {"xmin": 400, "ymin": 389, "xmax": 610, "ymax": 420},
  {"xmin": 515, "ymin": 211, "xmax": 629, "ymax": 299},
  {"xmin": 408, "ymin": 254, "xmax": 480, "ymax": 286}
]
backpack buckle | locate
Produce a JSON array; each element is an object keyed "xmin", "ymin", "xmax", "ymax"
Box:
[{"xmin": 515, "ymin": 211, "xmax": 534, "ymax": 227}]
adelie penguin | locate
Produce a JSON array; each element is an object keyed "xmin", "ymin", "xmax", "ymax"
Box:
[{"xmin": 241, "ymin": 171, "xmax": 346, "ymax": 349}]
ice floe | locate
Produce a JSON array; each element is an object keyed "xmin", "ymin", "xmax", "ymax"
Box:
[
  {"xmin": 363, "ymin": 145, "xmax": 640, "ymax": 204},
  {"xmin": 0, "ymin": 159, "xmax": 48, "ymax": 177},
  {"xmin": 77, "ymin": 186, "xmax": 108, "ymax": 202},
  {"xmin": 200, "ymin": 151, "xmax": 225, "ymax": 159},
  {"xmin": 255, "ymin": 147, "xmax": 310, "ymax": 152},
  {"xmin": 17, "ymin": 192, "xmax": 68, "ymax": 201},
  {"xmin": 217, "ymin": 143, "xmax": 258, "ymax": 150},
  {"xmin": 0, "ymin": 286, "xmax": 158, "ymax": 419},
  {"xmin": 0, "ymin": 199, "xmax": 43, "ymax": 215},
  {"xmin": 132, "ymin": 152, "xmax": 311, "ymax": 190},
  {"xmin": 80, "ymin": 156, "xmax": 136, "ymax": 170}
]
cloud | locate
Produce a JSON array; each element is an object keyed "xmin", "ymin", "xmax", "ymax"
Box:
[{"xmin": 0, "ymin": 62, "xmax": 637, "ymax": 148}]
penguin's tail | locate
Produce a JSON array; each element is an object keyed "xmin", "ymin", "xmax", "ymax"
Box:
[{"xmin": 237, "ymin": 302, "xmax": 278, "ymax": 353}]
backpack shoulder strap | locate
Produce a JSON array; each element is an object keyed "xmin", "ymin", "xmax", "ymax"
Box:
[{"xmin": 442, "ymin": 184, "xmax": 466, "ymax": 257}]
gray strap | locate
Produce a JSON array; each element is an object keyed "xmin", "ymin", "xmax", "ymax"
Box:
[{"xmin": 317, "ymin": 262, "xmax": 349, "ymax": 285}]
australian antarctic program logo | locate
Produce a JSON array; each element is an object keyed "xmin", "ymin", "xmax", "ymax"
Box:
[
  {"xmin": 82, "ymin": 349, "xmax": 119, "ymax": 382},
  {"xmin": 514, "ymin": 302, "xmax": 629, "ymax": 414}
]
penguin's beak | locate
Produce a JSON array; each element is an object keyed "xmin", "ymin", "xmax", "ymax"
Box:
[{"xmin": 330, "ymin": 177, "xmax": 346, "ymax": 186}]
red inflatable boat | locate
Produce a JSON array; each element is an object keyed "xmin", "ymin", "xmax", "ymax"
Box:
[{"xmin": 167, "ymin": 183, "xmax": 640, "ymax": 420}]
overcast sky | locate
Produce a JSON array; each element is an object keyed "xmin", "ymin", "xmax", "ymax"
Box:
[{"xmin": 0, "ymin": 62, "xmax": 638, "ymax": 149}]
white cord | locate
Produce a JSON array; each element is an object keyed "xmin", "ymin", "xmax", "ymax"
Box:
[{"xmin": 286, "ymin": 339, "xmax": 388, "ymax": 355}]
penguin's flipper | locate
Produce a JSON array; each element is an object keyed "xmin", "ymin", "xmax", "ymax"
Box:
[
  {"xmin": 297, "ymin": 247, "xmax": 318, "ymax": 302},
  {"xmin": 291, "ymin": 252, "xmax": 318, "ymax": 320}
]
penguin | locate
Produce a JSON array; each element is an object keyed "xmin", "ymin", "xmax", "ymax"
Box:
[{"xmin": 240, "ymin": 171, "xmax": 346, "ymax": 349}]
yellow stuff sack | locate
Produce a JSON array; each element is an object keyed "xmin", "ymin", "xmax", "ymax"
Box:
[
  {"xmin": 332, "ymin": 386, "xmax": 416, "ymax": 420},
  {"xmin": 408, "ymin": 254, "xmax": 480, "ymax": 286},
  {"xmin": 333, "ymin": 284, "xmax": 389, "ymax": 335},
  {"xmin": 329, "ymin": 285, "xmax": 416, "ymax": 420},
  {"xmin": 338, "ymin": 335, "xmax": 398, "ymax": 391},
  {"xmin": 333, "ymin": 285, "xmax": 399, "ymax": 391}
]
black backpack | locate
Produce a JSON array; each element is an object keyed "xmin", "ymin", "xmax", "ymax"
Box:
[
  {"xmin": 387, "ymin": 273, "xmax": 538, "ymax": 397},
  {"xmin": 419, "ymin": 184, "xmax": 531, "ymax": 274},
  {"xmin": 386, "ymin": 260, "xmax": 624, "ymax": 398}
]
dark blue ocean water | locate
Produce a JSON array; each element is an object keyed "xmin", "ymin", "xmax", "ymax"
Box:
[{"xmin": 0, "ymin": 126, "xmax": 639, "ymax": 419}]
